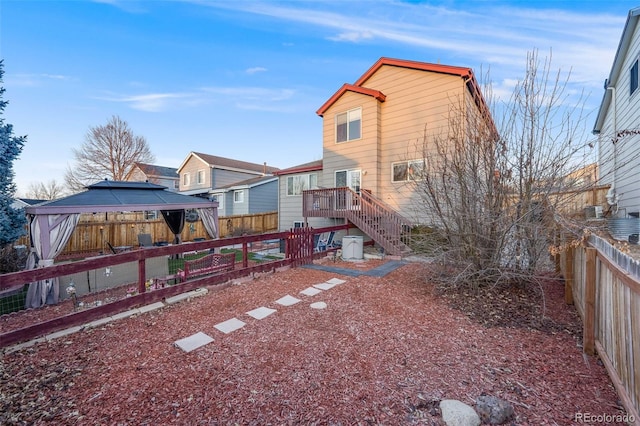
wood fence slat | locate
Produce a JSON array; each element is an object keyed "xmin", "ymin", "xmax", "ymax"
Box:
[{"xmin": 583, "ymin": 247, "xmax": 596, "ymax": 355}]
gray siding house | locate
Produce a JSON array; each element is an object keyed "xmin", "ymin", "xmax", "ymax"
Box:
[
  {"xmin": 126, "ymin": 163, "xmax": 179, "ymax": 191},
  {"xmin": 593, "ymin": 7, "xmax": 640, "ymax": 216},
  {"xmin": 210, "ymin": 175, "xmax": 278, "ymax": 217},
  {"xmin": 177, "ymin": 152, "xmax": 279, "ymax": 197},
  {"xmin": 274, "ymin": 160, "xmax": 344, "ymax": 231}
]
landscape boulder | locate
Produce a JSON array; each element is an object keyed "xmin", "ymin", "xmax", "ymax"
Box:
[
  {"xmin": 475, "ymin": 395, "xmax": 515, "ymax": 424},
  {"xmin": 440, "ymin": 399, "xmax": 481, "ymax": 426}
]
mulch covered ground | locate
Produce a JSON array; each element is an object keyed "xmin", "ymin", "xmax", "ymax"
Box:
[{"xmin": 0, "ymin": 258, "xmax": 628, "ymax": 425}]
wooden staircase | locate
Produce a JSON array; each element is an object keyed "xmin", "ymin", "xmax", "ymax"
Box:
[{"xmin": 302, "ymin": 188, "xmax": 413, "ymax": 256}]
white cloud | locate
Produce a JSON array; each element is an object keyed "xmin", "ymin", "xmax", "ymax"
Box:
[
  {"xmin": 246, "ymin": 67, "xmax": 268, "ymax": 74},
  {"xmin": 6, "ymin": 73, "xmax": 73, "ymax": 87},
  {"xmin": 98, "ymin": 92, "xmax": 200, "ymax": 112}
]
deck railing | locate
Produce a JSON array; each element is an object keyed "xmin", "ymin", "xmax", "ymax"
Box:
[{"xmin": 303, "ymin": 187, "xmax": 413, "ymax": 255}]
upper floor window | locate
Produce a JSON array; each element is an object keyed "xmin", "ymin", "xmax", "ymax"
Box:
[
  {"xmin": 286, "ymin": 173, "xmax": 318, "ymax": 196},
  {"xmin": 392, "ymin": 159, "xmax": 425, "ymax": 182},
  {"xmin": 197, "ymin": 169, "xmax": 205, "ymax": 185},
  {"xmin": 631, "ymin": 59, "xmax": 639, "ymax": 96},
  {"xmin": 234, "ymin": 190, "xmax": 244, "ymax": 203},
  {"xmin": 336, "ymin": 108, "xmax": 361, "ymax": 143},
  {"xmin": 173, "ymin": 180, "xmax": 179, "ymax": 190},
  {"xmin": 183, "ymin": 173, "xmax": 190, "ymax": 186}
]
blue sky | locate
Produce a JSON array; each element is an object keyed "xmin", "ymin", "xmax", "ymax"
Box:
[{"xmin": 0, "ymin": 0, "xmax": 636, "ymax": 196}]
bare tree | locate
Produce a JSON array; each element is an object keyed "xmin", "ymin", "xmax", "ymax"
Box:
[
  {"xmin": 65, "ymin": 116, "xmax": 155, "ymax": 192},
  {"xmin": 26, "ymin": 179, "xmax": 67, "ymax": 200},
  {"xmin": 412, "ymin": 50, "xmax": 594, "ymax": 287}
]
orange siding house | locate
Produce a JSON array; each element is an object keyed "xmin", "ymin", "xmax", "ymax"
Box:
[{"xmin": 279, "ymin": 57, "xmax": 495, "ymax": 255}]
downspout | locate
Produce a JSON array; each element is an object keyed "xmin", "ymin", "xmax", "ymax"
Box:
[
  {"xmin": 609, "ymin": 85, "xmax": 617, "ymax": 194},
  {"xmin": 606, "ymin": 85, "xmax": 619, "ymax": 212}
]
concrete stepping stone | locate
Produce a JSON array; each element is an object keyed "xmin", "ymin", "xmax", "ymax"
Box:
[
  {"xmin": 214, "ymin": 318, "xmax": 246, "ymax": 334},
  {"xmin": 300, "ymin": 287, "xmax": 323, "ymax": 296},
  {"xmin": 175, "ymin": 332, "xmax": 214, "ymax": 353},
  {"xmin": 326, "ymin": 278, "xmax": 346, "ymax": 285},
  {"xmin": 246, "ymin": 306, "xmax": 277, "ymax": 320},
  {"xmin": 310, "ymin": 301, "xmax": 327, "ymax": 309},
  {"xmin": 275, "ymin": 294, "xmax": 301, "ymax": 306},
  {"xmin": 313, "ymin": 282, "xmax": 337, "ymax": 291}
]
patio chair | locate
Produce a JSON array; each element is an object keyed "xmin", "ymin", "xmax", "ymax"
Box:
[
  {"xmin": 316, "ymin": 231, "xmax": 336, "ymax": 252},
  {"xmin": 138, "ymin": 233, "xmax": 153, "ymax": 247}
]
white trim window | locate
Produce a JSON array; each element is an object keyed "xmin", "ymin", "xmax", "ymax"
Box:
[
  {"xmin": 286, "ymin": 173, "xmax": 318, "ymax": 196},
  {"xmin": 631, "ymin": 58, "xmax": 639, "ymax": 96},
  {"xmin": 293, "ymin": 221, "xmax": 306, "ymax": 228},
  {"xmin": 196, "ymin": 169, "xmax": 205, "ymax": 185},
  {"xmin": 336, "ymin": 107, "xmax": 361, "ymax": 143},
  {"xmin": 144, "ymin": 210, "xmax": 158, "ymax": 220},
  {"xmin": 183, "ymin": 173, "xmax": 190, "ymax": 186},
  {"xmin": 392, "ymin": 159, "xmax": 425, "ymax": 182},
  {"xmin": 234, "ymin": 190, "xmax": 244, "ymax": 203}
]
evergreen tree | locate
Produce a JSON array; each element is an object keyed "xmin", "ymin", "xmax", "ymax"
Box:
[{"xmin": 0, "ymin": 60, "xmax": 27, "ymax": 246}]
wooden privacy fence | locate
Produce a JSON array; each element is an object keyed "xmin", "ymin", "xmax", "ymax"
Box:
[
  {"xmin": 16, "ymin": 211, "xmax": 278, "ymax": 257},
  {"xmin": 560, "ymin": 233, "xmax": 640, "ymax": 424}
]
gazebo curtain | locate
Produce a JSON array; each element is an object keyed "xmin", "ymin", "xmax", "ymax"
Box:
[
  {"xmin": 160, "ymin": 209, "xmax": 185, "ymax": 244},
  {"xmin": 25, "ymin": 213, "xmax": 81, "ymax": 308},
  {"xmin": 198, "ymin": 208, "xmax": 218, "ymax": 239}
]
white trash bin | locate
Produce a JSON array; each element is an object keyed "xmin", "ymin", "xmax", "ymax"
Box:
[{"xmin": 341, "ymin": 236, "xmax": 363, "ymax": 261}]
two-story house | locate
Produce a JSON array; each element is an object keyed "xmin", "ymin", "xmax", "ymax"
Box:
[
  {"xmin": 178, "ymin": 151, "xmax": 279, "ymax": 217},
  {"xmin": 593, "ymin": 7, "xmax": 640, "ymax": 217},
  {"xmin": 126, "ymin": 163, "xmax": 179, "ymax": 191},
  {"xmin": 276, "ymin": 57, "xmax": 494, "ymax": 255}
]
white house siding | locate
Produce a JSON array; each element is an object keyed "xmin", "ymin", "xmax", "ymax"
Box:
[
  {"xmin": 599, "ymin": 20, "xmax": 640, "ymax": 215},
  {"xmin": 277, "ymin": 172, "xmax": 337, "ymax": 231}
]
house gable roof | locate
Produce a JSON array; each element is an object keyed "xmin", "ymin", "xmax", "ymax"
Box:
[
  {"xmin": 212, "ymin": 175, "xmax": 278, "ymax": 192},
  {"xmin": 316, "ymin": 84, "xmax": 386, "ymax": 117},
  {"xmin": 133, "ymin": 162, "xmax": 179, "ymax": 179},
  {"xmin": 273, "ymin": 160, "xmax": 323, "ymax": 176},
  {"xmin": 177, "ymin": 151, "xmax": 279, "ymax": 175},
  {"xmin": 316, "ymin": 57, "xmax": 481, "ymax": 117},
  {"xmin": 593, "ymin": 7, "xmax": 640, "ymax": 133}
]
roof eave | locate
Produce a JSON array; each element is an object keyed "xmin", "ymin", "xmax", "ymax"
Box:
[
  {"xmin": 593, "ymin": 7, "xmax": 640, "ymax": 133},
  {"xmin": 316, "ymin": 84, "xmax": 386, "ymax": 116}
]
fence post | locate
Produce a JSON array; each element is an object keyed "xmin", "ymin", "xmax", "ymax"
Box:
[
  {"xmin": 583, "ymin": 247, "xmax": 596, "ymax": 355},
  {"xmin": 564, "ymin": 242, "xmax": 574, "ymax": 305},
  {"xmin": 242, "ymin": 242, "xmax": 249, "ymax": 268},
  {"xmin": 137, "ymin": 259, "xmax": 146, "ymax": 294}
]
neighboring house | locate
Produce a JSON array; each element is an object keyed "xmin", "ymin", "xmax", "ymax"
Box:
[
  {"xmin": 277, "ymin": 57, "xmax": 494, "ymax": 255},
  {"xmin": 209, "ymin": 175, "xmax": 278, "ymax": 217},
  {"xmin": 126, "ymin": 163, "xmax": 179, "ymax": 192},
  {"xmin": 177, "ymin": 151, "xmax": 279, "ymax": 197},
  {"xmin": 593, "ymin": 7, "xmax": 640, "ymax": 215}
]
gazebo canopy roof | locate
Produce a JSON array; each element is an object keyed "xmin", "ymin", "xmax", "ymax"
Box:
[{"xmin": 25, "ymin": 180, "xmax": 217, "ymax": 215}]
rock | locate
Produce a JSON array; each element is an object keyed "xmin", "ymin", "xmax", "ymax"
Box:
[
  {"xmin": 440, "ymin": 399, "xmax": 481, "ymax": 426},
  {"xmin": 475, "ymin": 395, "xmax": 515, "ymax": 424}
]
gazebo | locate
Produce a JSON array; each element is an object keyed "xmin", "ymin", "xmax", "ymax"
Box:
[{"xmin": 23, "ymin": 180, "xmax": 219, "ymax": 308}]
